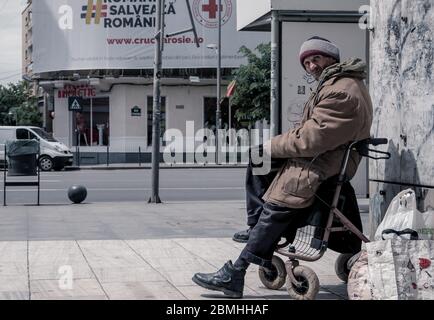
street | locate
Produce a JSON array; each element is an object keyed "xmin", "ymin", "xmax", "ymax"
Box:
[{"xmin": 1, "ymin": 168, "xmax": 246, "ymax": 205}]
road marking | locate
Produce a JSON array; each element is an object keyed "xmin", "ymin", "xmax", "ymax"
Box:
[
  {"xmin": 2, "ymin": 180, "xmax": 60, "ymax": 182},
  {"xmin": 0, "ymin": 187, "xmax": 244, "ymax": 192}
]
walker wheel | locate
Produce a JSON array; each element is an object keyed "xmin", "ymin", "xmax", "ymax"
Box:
[
  {"xmin": 335, "ymin": 253, "xmax": 354, "ymax": 283},
  {"xmin": 286, "ymin": 265, "xmax": 320, "ymax": 300},
  {"xmin": 258, "ymin": 255, "xmax": 287, "ymax": 290}
]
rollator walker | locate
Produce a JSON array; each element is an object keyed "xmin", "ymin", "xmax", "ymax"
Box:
[{"xmin": 257, "ymin": 138, "xmax": 390, "ymax": 300}]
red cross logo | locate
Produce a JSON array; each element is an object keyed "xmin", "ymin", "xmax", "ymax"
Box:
[
  {"xmin": 193, "ymin": 0, "xmax": 232, "ymax": 29},
  {"xmin": 202, "ymin": 0, "xmax": 223, "ymax": 19}
]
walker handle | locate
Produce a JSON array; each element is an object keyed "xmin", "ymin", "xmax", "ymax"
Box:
[{"xmin": 366, "ymin": 138, "xmax": 388, "ymax": 146}]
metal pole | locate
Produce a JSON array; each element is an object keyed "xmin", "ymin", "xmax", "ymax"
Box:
[
  {"xmin": 3, "ymin": 144, "xmax": 6, "ymax": 206},
  {"xmin": 90, "ymin": 98, "xmax": 93, "ymax": 145},
  {"xmin": 270, "ymin": 10, "xmax": 280, "ymax": 137},
  {"xmin": 216, "ymin": 0, "xmax": 222, "ymax": 164},
  {"xmin": 77, "ymin": 129, "xmax": 81, "ymax": 167},
  {"xmin": 149, "ymin": 0, "xmax": 164, "ymax": 203},
  {"xmin": 37, "ymin": 144, "xmax": 40, "ymax": 206}
]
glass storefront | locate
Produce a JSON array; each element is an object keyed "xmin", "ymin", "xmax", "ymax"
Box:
[{"xmin": 72, "ymin": 97, "xmax": 109, "ymax": 146}]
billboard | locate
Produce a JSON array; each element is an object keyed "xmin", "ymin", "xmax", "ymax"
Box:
[{"xmin": 32, "ymin": 0, "xmax": 269, "ymax": 73}]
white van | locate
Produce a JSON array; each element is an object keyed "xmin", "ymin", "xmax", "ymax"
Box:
[{"xmin": 0, "ymin": 126, "xmax": 73, "ymax": 171}]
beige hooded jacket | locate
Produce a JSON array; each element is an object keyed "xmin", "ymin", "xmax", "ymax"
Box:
[{"xmin": 263, "ymin": 58, "xmax": 373, "ymax": 208}]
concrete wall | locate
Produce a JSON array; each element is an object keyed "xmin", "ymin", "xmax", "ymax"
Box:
[
  {"xmin": 162, "ymin": 86, "xmax": 220, "ymax": 137},
  {"xmin": 369, "ymin": 0, "xmax": 434, "ymax": 236}
]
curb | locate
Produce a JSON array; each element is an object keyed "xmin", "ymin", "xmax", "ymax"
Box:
[{"xmin": 64, "ymin": 165, "xmax": 248, "ymax": 171}]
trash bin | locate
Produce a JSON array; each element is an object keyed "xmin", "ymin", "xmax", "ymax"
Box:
[{"xmin": 6, "ymin": 140, "xmax": 39, "ymax": 176}]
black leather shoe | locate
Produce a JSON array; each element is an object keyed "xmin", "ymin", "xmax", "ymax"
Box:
[
  {"xmin": 232, "ymin": 228, "xmax": 252, "ymax": 243},
  {"xmin": 192, "ymin": 260, "xmax": 246, "ymax": 298}
]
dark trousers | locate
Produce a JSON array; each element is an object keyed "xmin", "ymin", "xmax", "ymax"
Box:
[
  {"xmin": 241, "ymin": 154, "xmax": 300, "ymax": 268},
  {"xmin": 245, "ymin": 155, "xmax": 286, "ymax": 227}
]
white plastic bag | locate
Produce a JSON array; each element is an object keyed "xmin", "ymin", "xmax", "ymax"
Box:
[
  {"xmin": 366, "ymin": 236, "xmax": 434, "ymax": 300},
  {"xmin": 374, "ymin": 189, "xmax": 434, "ymax": 240}
]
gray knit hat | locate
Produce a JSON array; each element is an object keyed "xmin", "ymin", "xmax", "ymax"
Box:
[{"xmin": 299, "ymin": 36, "xmax": 340, "ymax": 68}]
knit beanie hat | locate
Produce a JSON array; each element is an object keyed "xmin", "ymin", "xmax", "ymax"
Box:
[{"xmin": 299, "ymin": 36, "xmax": 340, "ymax": 68}]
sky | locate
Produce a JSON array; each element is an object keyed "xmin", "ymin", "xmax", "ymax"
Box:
[{"xmin": 0, "ymin": 0, "xmax": 28, "ymax": 86}]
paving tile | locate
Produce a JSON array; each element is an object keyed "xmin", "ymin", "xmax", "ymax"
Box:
[
  {"xmin": 90, "ymin": 266, "xmax": 165, "ymax": 283},
  {"xmin": 30, "ymin": 279, "xmax": 108, "ymax": 300},
  {"xmin": 29, "ymin": 241, "xmax": 93, "ymax": 280},
  {"xmin": 0, "ymin": 276, "xmax": 29, "ymax": 300},
  {"xmin": 77, "ymin": 240, "xmax": 148, "ymax": 268},
  {"xmin": 143, "ymin": 256, "xmax": 216, "ymax": 286},
  {"xmin": 0, "ymin": 291, "xmax": 29, "ymax": 300},
  {"xmin": 0, "ymin": 242, "xmax": 29, "ymax": 300},
  {"xmin": 126, "ymin": 239, "xmax": 193, "ymax": 259},
  {"xmin": 103, "ymin": 281, "xmax": 186, "ymax": 300},
  {"xmin": 176, "ymin": 285, "xmax": 264, "ymax": 300},
  {"xmin": 174, "ymin": 238, "xmax": 244, "ymax": 267},
  {"xmin": 77, "ymin": 240, "xmax": 165, "ymax": 283},
  {"xmin": 0, "ymin": 241, "xmax": 27, "ymax": 262},
  {"xmin": 0, "ymin": 261, "xmax": 28, "ymax": 277}
]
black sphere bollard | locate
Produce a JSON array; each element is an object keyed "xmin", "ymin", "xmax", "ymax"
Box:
[{"xmin": 68, "ymin": 185, "xmax": 87, "ymax": 204}]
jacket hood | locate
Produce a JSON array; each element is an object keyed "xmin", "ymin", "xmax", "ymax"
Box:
[{"xmin": 318, "ymin": 58, "xmax": 367, "ymax": 86}]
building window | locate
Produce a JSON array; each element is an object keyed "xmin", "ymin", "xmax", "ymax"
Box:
[
  {"xmin": 72, "ymin": 97, "xmax": 109, "ymax": 146},
  {"xmin": 147, "ymin": 96, "xmax": 166, "ymax": 146}
]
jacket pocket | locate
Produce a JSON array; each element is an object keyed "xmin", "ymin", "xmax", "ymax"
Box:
[{"xmin": 282, "ymin": 164, "xmax": 322, "ymax": 199}]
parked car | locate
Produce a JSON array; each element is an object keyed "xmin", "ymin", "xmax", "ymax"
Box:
[{"xmin": 0, "ymin": 126, "xmax": 73, "ymax": 171}]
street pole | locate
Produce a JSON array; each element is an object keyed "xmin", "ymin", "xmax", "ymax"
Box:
[
  {"xmin": 215, "ymin": 0, "xmax": 222, "ymax": 164},
  {"xmin": 149, "ymin": 0, "xmax": 164, "ymax": 203},
  {"xmin": 270, "ymin": 10, "xmax": 280, "ymax": 137}
]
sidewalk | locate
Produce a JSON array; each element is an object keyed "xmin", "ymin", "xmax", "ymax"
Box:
[{"xmin": 0, "ymin": 200, "xmax": 366, "ymax": 300}]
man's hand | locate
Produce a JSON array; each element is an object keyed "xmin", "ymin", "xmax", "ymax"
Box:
[{"xmin": 263, "ymin": 140, "xmax": 271, "ymax": 156}]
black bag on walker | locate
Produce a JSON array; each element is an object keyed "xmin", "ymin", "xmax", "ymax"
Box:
[{"xmin": 283, "ymin": 178, "xmax": 363, "ymax": 254}]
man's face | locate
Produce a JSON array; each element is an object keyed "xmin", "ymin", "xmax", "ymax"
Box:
[{"xmin": 303, "ymin": 55, "xmax": 337, "ymax": 80}]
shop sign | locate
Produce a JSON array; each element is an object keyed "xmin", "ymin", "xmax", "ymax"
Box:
[
  {"xmin": 59, "ymin": 85, "xmax": 96, "ymax": 99},
  {"xmin": 68, "ymin": 97, "xmax": 84, "ymax": 111},
  {"xmin": 131, "ymin": 106, "xmax": 141, "ymax": 117}
]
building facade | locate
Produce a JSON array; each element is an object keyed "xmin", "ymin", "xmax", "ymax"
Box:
[{"xmin": 23, "ymin": 0, "xmax": 269, "ymax": 164}]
